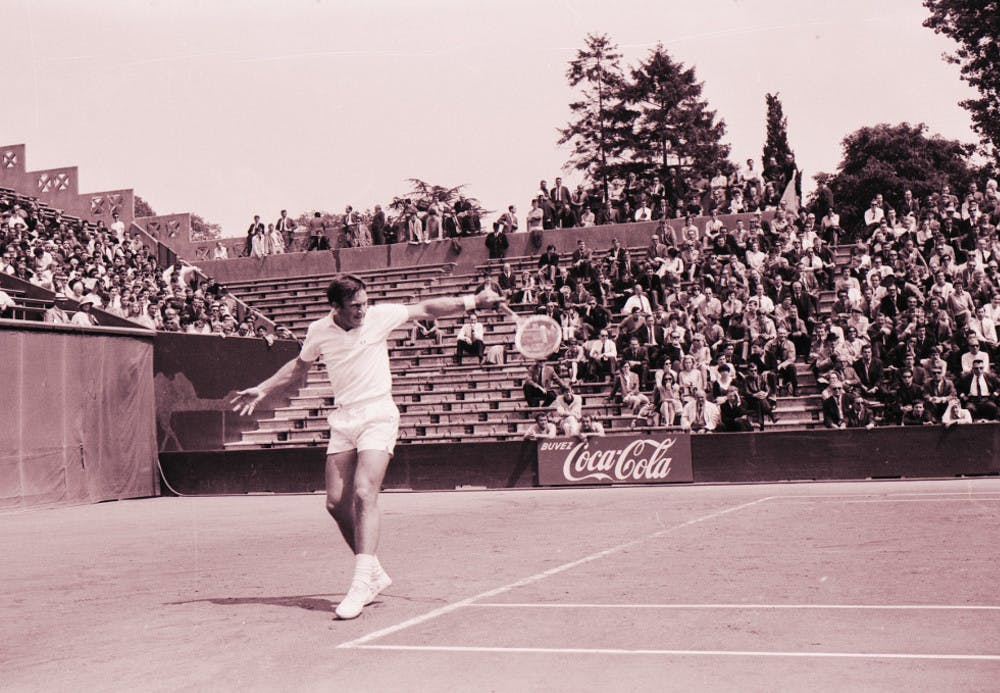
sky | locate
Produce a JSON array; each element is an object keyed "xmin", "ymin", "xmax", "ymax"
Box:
[{"xmin": 2, "ymin": 0, "xmax": 978, "ymax": 237}]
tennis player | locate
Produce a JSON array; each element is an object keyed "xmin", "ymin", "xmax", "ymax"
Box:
[{"xmin": 231, "ymin": 274, "xmax": 500, "ymax": 619}]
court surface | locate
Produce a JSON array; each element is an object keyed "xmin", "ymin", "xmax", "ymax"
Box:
[{"xmin": 3, "ymin": 478, "xmax": 999, "ymax": 692}]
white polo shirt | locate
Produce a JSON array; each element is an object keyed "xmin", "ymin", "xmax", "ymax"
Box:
[{"xmin": 299, "ymin": 303, "xmax": 410, "ymax": 406}]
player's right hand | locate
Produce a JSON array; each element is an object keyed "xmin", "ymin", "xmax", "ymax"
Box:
[{"xmin": 231, "ymin": 387, "xmax": 265, "ymax": 416}]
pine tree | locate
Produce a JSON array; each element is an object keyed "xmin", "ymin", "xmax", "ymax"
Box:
[
  {"xmin": 557, "ymin": 33, "xmax": 631, "ymax": 202},
  {"xmin": 621, "ymin": 44, "xmax": 731, "ymax": 185}
]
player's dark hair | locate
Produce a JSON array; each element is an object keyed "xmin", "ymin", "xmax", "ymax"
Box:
[{"xmin": 326, "ymin": 274, "xmax": 366, "ymax": 307}]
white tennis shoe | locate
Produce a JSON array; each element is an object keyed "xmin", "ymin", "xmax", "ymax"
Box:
[{"xmin": 335, "ymin": 567, "xmax": 392, "ymax": 619}]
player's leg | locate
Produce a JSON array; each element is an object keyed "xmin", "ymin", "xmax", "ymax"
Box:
[
  {"xmin": 325, "ymin": 450, "xmax": 359, "ymax": 552},
  {"xmin": 351, "ymin": 449, "xmax": 392, "ymax": 555},
  {"xmin": 334, "ymin": 403, "xmax": 398, "ymax": 620}
]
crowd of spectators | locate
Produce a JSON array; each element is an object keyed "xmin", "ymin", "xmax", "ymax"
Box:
[
  {"xmin": 0, "ymin": 192, "xmax": 290, "ymax": 342},
  {"xmin": 485, "ymin": 173, "xmax": 1000, "ymax": 433},
  {"xmin": 226, "ymin": 157, "xmax": 798, "ymax": 259}
]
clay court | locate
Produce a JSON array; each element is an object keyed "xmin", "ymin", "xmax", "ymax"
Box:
[{"xmin": 4, "ymin": 478, "xmax": 999, "ymax": 692}]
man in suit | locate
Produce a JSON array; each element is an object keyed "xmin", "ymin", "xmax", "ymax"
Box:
[
  {"xmin": 246, "ymin": 214, "xmax": 265, "ymax": 256},
  {"xmin": 853, "ymin": 344, "xmax": 885, "ymax": 401},
  {"xmin": 719, "ymin": 386, "xmax": 754, "ymax": 432},
  {"xmin": 681, "ymin": 388, "xmax": 720, "ymax": 432},
  {"xmin": 822, "ymin": 382, "xmax": 848, "ymax": 429},
  {"xmin": 958, "ymin": 358, "xmax": 1000, "ymax": 420},
  {"xmin": 549, "ymin": 177, "xmax": 572, "ymax": 207},
  {"xmin": 497, "ymin": 263, "xmax": 518, "ymax": 298}
]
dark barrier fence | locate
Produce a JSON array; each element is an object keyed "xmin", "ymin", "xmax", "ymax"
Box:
[
  {"xmin": 158, "ymin": 425, "xmax": 999, "ymax": 495},
  {"xmin": 153, "ymin": 333, "xmax": 301, "ymax": 452},
  {"xmin": 1, "ymin": 322, "xmax": 158, "ymax": 508}
]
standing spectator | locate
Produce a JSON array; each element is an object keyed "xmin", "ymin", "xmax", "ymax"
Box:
[
  {"xmin": 454, "ymin": 312, "xmax": 485, "ymax": 365},
  {"xmin": 370, "ymin": 205, "xmax": 386, "ymax": 246},
  {"xmin": 246, "ymin": 215, "xmax": 265, "ymax": 256},
  {"xmin": 526, "ymin": 198, "xmax": 545, "ymax": 248},
  {"xmin": 421, "ymin": 206, "xmax": 440, "ymax": 244},
  {"xmin": 497, "ymin": 205, "xmax": 518, "ymax": 234},
  {"xmin": 275, "ymin": 209, "xmax": 295, "ymax": 251},
  {"xmin": 484, "ymin": 223, "xmax": 509, "ymax": 260},
  {"xmin": 307, "ymin": 212, "xmax": 329, "ymax": 251},
  {"xmin": 110, "ymin": 211, "xmax": 126, "ymax": 242},
  {"xmin": 267, "ymin": 224, "xmax": 285, "ymax": 255}
]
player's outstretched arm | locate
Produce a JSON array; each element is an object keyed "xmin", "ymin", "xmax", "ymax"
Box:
[
  {"xmin": 406, "ymin": 287, "xmax": 502, "ymax": 321},
  {"xmin": 231, "ymin": 356, "xmax": 312, "ymax": 416}
]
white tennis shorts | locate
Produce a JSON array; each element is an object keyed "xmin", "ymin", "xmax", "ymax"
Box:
[{"xmin": 326, "ymin": 398, "xmax": 400, "ymax": 456}]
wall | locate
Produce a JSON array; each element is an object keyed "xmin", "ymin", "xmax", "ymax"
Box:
[
  {"xmin": 0, "ymin": 143, "xmax": 136, "ymax": 225},
  {"xmin": 157, "ymin": 425, "xmax": 999, "ymax": 495},
  {"xmin": 153, "ymin": 332, "xmax": 301, "ymax": 452},
  {"xmin": 194, "ymin": 212, "xmax": 761, "ymax": 285},
  {"xmin": 0, "ymin": 323, "xmax": 158, "ymax": 509}
]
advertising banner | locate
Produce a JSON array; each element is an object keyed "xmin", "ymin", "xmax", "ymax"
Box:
[{"xmin": 537, "ymin": 433, "xmax": 693, "ymax": 486}]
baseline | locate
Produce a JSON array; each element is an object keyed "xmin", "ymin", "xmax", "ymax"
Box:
[{"xmin": 347, "ymin": 644, "xmax": 1000, "ymax": 662}]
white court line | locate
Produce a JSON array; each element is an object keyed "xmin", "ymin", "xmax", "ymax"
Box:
[
  {"xmin": 839, "ymin": 498, "xmax": 1000, "ymax": 503},
  {"xmin": 349, "ymin": 644, "xmax": 1000, "ymax": 662},
  {"xmin": 469, "ymin": 603, "xmax": 1000, "ymax": 611},
  {"xmin": 336, "ymin": 495, "xmax": 772, "ymax": 649}
]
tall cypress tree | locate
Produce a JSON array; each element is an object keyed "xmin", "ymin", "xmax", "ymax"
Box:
[
  {"xmin": 558, "ymin": 33, "xmax": 632, "ymax": 202},
  {"xmin": 762, "ymin": 92, "xmax": 795, "ymax": 187}
]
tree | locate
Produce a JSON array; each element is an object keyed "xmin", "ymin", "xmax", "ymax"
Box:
[
  {"xmin": 923, "ymin": 0, "xmax": 1000, "ymax": 161},
  {"xmin": 557, "ymin": 33, "xmax": 632, "ymax": 201},
  {"xmin": 387, "ymin": 179, "xmax": 488, "ymax": 217},
  {"xmin": 825, "ymin": 122, "xmax": 976, "ymax": 229},
  {"xmin": 762, "ymin": 92, "xmax": 795, "ymax": 185},
  {"xmin": 189, "ymin": 213, "xmax": 222, "ymax": 242},
  {"xmin": 134, "ymin": 194, "xmax": 156, "ymax": 218},
  {"xmin": 621, "ymin": 44, "xmax": 732, "ymax": 184}
]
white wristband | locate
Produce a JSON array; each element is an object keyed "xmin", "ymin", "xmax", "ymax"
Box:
[{"xmin": 462, "ymin": 294, "xmax": 476, "ymax": 312}]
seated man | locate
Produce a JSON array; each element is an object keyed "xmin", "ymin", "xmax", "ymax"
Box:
[
  {"xmin": 587, "ymin": 329, "xmax": 618, "ymax": 381},
  {"xmin": 822, "ymin": 382, "xmax": 849, "ymax": 429},
  {"xmin": 901, "ymin": 399, "xmax": 935, "ymax": 426},
  {"xmin": 409, "ymin": 317, "xmax": 442, "ymax": 345},
  {"xmin": 681, "ymin": 387, "xmax": 720, "ymax": 433},
  {"xmin": 523, "ymin": 412, "xmax": 557, "ymax": 440},
  {"xmin": 523, "ymin": 359, "xmax": 563, "ymax": 408},
  {"xmin": 455, "ymin": 312, "xmax": 485, "ymax": 365},
  {"xmin": 610, "ymin": 362, "xmax": 650, "ymax": 420},
  {"xmin": 551, "ymin": 386, "xmax": 583, "ymax": 436},
  {"xmin": 576, "ymin": 413, "xmax": 606, "ymax": 442},
  {"xmin": 958, "ymin": 358, "xmax": 1000, "ymax": 421},
  {"xmin": 942, "ymin": 397, "xmax": 973, "ymax": 426},
  {"xmin": 739, "ymin": 361, "xmax": 778, "ymax": 429},
  {"xmin": 719, "ymin": 386, "xmax": 754, "ymax": 432},
  {"xmin": 845, "ymin": 391, "xmax": 877, "ymax": 429}
]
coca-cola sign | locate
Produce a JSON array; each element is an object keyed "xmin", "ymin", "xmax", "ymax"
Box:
[{"xmin": 537, "ymin": 433, "xmax": 693, "ymax": 486}]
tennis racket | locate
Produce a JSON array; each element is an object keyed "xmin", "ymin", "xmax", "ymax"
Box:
[{"xmin": 498, "ymin": 303, "xmax": 562, "ymax": 360}]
